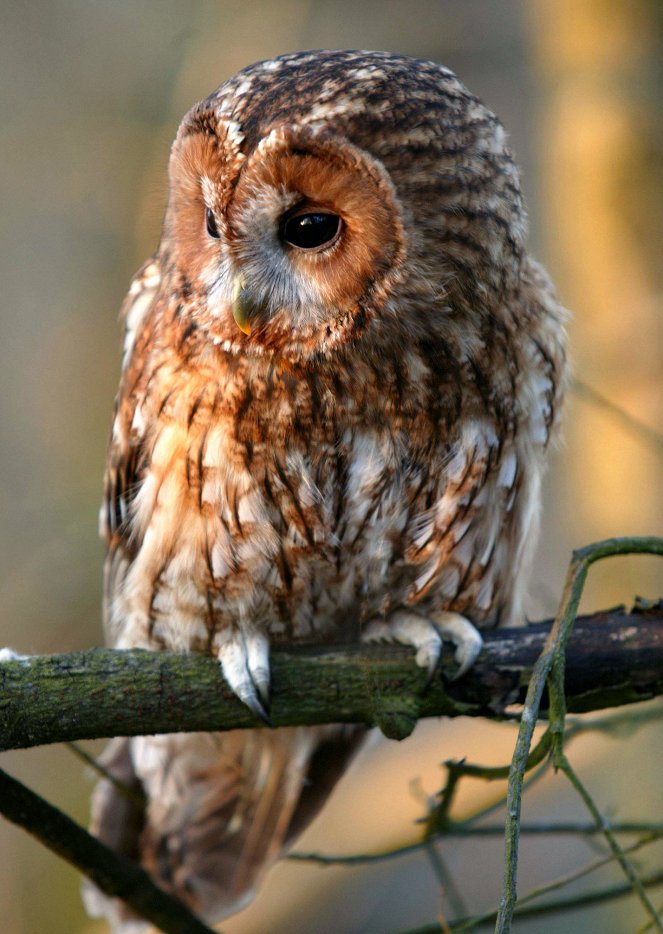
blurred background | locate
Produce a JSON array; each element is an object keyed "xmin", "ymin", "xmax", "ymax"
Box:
[{"xmin": 1, "ymin": 1, "xmax": 662, "ymax": 931}]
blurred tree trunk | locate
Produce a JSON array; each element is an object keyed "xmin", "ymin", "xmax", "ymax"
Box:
[{"xmin": 528, "ymin": 0, "xmax": 663, "ymax": 607}]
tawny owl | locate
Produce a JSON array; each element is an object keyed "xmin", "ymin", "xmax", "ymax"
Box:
[{"xmin": 85, "ymin": 50, "xmax": 566, "ymax": 930}]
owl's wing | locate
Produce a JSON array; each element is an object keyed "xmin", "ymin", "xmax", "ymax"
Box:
[
  {"xmin": 102, "ymin": 257, "xmax": 161, "ymax": 543},
  {"xmin": 100, "ymin": 258, "xmax": 162, "ymax": 641},
  {"xmin": 89, "ymin": 258, "xmax": 366, "ymax": 930},
  {"xmin": 85, "ymin": 727, "xmax": 366, "ymax": 930}
]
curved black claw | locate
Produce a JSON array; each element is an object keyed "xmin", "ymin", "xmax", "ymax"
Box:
[
  {"xmin": 215, "ymin": 631, "xmax": 273, "ymax": 726},
  {"xmin": 235, "ymin": 680, "xmax": 273, "ymax": 727}
]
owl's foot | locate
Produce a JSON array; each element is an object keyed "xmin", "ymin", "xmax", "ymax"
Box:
[
  {"xmin": 430, "ymin": 610, "xmax": 484, "ymax": 679},
  {"xmin": 362, "ymin": 609, "xmax": 482, "ymax": 682},
  {"xmin": 214, "ymin": 630, "xmax": 272, "ymax": 726}
]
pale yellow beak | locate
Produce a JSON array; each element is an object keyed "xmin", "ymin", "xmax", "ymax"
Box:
[{"xmin": 232, "ymin": 276, "xmax": 266, "ymax": 336}]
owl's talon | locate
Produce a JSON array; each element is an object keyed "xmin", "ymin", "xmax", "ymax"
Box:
[
  {"xmin": 254, "ymin": 672, "xmax": 271, "ymax": 710},
  {"xmin": 423, "ymin": 650, "xmax": 442, "ymax": 687},
  {"xmin": 363, "ymin": 609, "xmax": 444, "ymax": 679},
  {"xmin": 363, "ymin": 609, "xmax": 483, "ymax": 681},
  {"xmin": 430, "ymin": 610, "xmax": 483, "ymax": 679},
  {"xmin": 245, "ymin": 631, "xmax": 271, "ymax": 709},
  {"xmin": 235, "ymin": 682, "xmax": 273, "ymax": 726},
  {"xmin": 215, "ymin": 630, "xmax": 272, "ymax": 725},
  {"xmin": 414, "ymin": 639, "xmax": 443, "ymax": 683},
  {"xmin": 222, "ymin": 667, "xmax": 272, "ymax": 725}
]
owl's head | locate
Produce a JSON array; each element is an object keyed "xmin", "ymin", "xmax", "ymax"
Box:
[{"xmin": 163, "ymin": 50, "xmax": 526, "ymax": 364}]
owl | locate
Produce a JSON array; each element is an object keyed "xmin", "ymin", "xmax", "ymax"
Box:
[{"xmin": 85, "ymin": 50, "xmax": 567, "ymax": 930}]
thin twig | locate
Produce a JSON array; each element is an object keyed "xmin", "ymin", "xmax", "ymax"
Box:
[
  {"xmin": 0, "ymin": 768, "xmax": 215, "ymax": 934},
  {"xmin": 400, "ymin": 869, "xmax": 663, "ymax": 933},
  {"xmin": 424, "ymin": 842, "xmax": 468, "ymax": 921},
  {"xmin": 497, "ymin": 866, "xmax": 663, "ymax": 922},
  {"xmin": 565, "ymin": 703, "xmax": 663, "ymax": 737},
  {"xmin": 543, "ymin": 539, "xmax": 663, "ymax": 933},
  {"xmin": 495, "ymin": 536, "xmax": 663, "ymax": 934},
  {"xmin": 493, "ymin": 696, "xmax": 552, "ymax": 929},
  {"xmin": 289, "ymin": 697, "xmax": 663, "ymax": 870},
  {"xmin": 65, "ymin": 742, "xmax": 145, "ymax": 806},
  {"xmin": 639, "ymin": 903, "xmax": 663, "ymax": 934},
  {"xmin": 552, "ymin": 743, "xmax": 663, "ymax": 931},
  {"xmin": 424, "ymin": 731, "xmax": 553, "ymax": 837},
  {"xmin": 572, "ymin": 378, "xmax": 663, "ymax": 456},
  {"xmin": 288, "ymin": 821, "xmax": 663, "ymax": 867},
  {"xmin": 399, "ymin": 858, "xmax": 663, "ymax": 933},
  {"xmin": 507, "ymin": 829, "xmax": 663, "ymax": 907}
]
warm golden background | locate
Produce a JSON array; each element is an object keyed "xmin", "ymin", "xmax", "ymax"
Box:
[{"xmin": 1, "ymin": 2, "xmax": 662, "ymax": 932}]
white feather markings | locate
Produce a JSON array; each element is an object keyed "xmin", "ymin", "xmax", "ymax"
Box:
[{"xmin": 498, "ymin": 450, "xmax": 517, "ymax": 489}]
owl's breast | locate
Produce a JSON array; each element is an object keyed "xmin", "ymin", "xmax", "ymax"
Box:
[
  {"xmin": 252, "ymin": 417, "xmax": 517, "ymax": 643},
  {"xmin": 113, "ymin": 350, "xmax": 528, "ymax": 654},
  {"xmin": 246, "ymin": 426, "xmax": 414, "ymax": 644}
]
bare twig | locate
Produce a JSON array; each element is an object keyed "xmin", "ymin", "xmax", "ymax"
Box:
[
  {"xmin": 495, "ymin": 536, "xmax": 663, "ymax": 934},
  {"xmin": 288, "ymin": 820, "xmax": 663, "ymax": 867},
  {"xmin": 398, "ymin": 866, "xmax": 663, "ymax": 933},
  {"xmin": 65, "ymin": 742, "xmax": 145, "ymax": 806},
  {"xmin": 572, "ymin": 378, "xmax": 663, "ymax": 456},
  {"xmin": 551, "ymin": 744, "xmax": 663, "ymax": 930},
  {"xmin": 0, "ymin": 768, "xmax": 215, "ymax": 934}
]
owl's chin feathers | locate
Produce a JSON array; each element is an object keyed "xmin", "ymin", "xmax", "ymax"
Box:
[
  {"xmin": 193, "ymin": 289, "xmax": 378, "ymax": 365},
  {"xmin": 242, "ymin": 300, "xmax": 375, "ymax": 363},
  {"xmin": 225, "ymin": 270, "xmax": 371, "ymax": 357}
]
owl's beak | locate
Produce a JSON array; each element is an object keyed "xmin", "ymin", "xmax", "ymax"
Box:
[{"xmin": 232, "ymin": 276, "xmax": 266, "ymax": 336}]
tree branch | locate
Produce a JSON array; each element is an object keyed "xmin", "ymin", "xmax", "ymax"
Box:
[
  {"xmin": 0, "ymin": 768, "xmax": 216, "ymax": 934},
  {"xmin": 1, "ymin": 602, "xmax": 661, "ymax": 752}
]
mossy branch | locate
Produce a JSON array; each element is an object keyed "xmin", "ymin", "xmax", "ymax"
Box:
[{"xmin": 1, "ymin": 601, "xmax": 662, "ymax": 753}]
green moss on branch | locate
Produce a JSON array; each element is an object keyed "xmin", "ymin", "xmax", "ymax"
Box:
[{"xmin": 1, "ymin": 603, "xmax": 661, "ymax": 752}]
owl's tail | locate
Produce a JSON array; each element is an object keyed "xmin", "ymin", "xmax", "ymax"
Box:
[{"xmin": 83, "ymin": 725, "xmax": 365, "ymax": 931}]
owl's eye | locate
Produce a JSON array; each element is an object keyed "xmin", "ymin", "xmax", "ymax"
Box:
[
  {"xmin": 281, "ymin": 211, "xmax": 342, "ymax": 251},
  {"xmin": 206, "ymin": 207, "xmax": 220, "ymax": 239}
]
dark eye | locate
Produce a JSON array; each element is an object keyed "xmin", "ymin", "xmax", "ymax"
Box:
[
  {"xmin": 206, "ymin": 207, "xmax": 220, "ymax": 239},
  {"xmin": 281, "ymin": 211, "xmax": 342, "ymax": 251}
]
